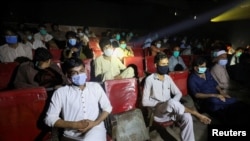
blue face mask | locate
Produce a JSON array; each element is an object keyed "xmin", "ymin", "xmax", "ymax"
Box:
[
  {"xmin": 120, "ymin": 43, "xmax": 126, "ymax": 49},
  {"xmin": 173, "ymin": 51, "xmax": 180, "ymax": 57},
  {"xmin": 198, "ymin": 67, "xmax": 207, "ymax": 74},
  {"xmin": 71, "ymin": 73, "xmax": 87, "ymax": 86},
  {"xmin": 40, "ymin": 29, "xmax": 47, "ymax": 35},
  {"xmin": 116, "ymin": 34, "xmax": 121, "ymax": 41},
  {"xmin": 5, "ymin": 36, "xmax": 18, "ymax": 44},
  {"xmin": 68, "ymin": 38, "xmax": 77, "ymax": 46},
  {"xmin": 218, "ymin": 59, "xmax": 228, "ymax": 66},
  {"xmin": 157, "ymin": 65, "xmax": 169, "ymax": 75}
]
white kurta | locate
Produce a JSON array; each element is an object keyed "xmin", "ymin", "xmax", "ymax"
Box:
[
  {"xmin": 45, "ymin": 82, "xmax": 112, "ymax": 141},
  {"xmin": 0, "ymin": 43, "xmax": 33, "ymax": 62}
]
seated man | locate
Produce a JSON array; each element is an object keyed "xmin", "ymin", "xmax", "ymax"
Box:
[
  {"xmin": 44, "ymin": 57, "xmax": 112, "ymax": 141},
  {"xmin": 210, "ymin": 50, "xmax": 231, "ymax": 93},
  {"xmin": 168, "ymin": 45, "xmax": 187, "ymax": 71},
  {"xmin": 142, "ymin": 52, "xmax": 211, "ymax": 141},
  {"xmin": 113, "ymin": 39, "xmax": 134, "ymax": 62},
  {"xmin": 94, "ymin": 37, "xmax": 135, "ymax": 82},
  {"xmin": 0, "ymin": 27, "xmax": 33, "ymax": 62},
  {"xmin": 14, "ymin": 48, "xmax": 69, "ymax": 90},
  {"xmin": 188, "ymin": 56, "xmax": 250, "ymax": 125}
]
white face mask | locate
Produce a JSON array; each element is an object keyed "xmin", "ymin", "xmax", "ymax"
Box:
[
  {"xmin": 156, "ymin": 43, "xmax": 161, "ymax": 48},
  {"xmin": 163, "ymin": 39, "xmax": 168, "ymax": 43},
  {"xmin": 78, "ymin": 33, "xmax": 84, "ymax": 37},
  {"xmin": 104, "ymin": 48, "xmax": 113, "ymax": 57}
]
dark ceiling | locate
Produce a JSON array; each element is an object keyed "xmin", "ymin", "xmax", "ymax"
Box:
[{"xmin": 1, "ymin": 0, "xmax": 249, "ymax": 31}]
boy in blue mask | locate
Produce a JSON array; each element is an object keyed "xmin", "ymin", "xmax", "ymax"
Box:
[
  {"xmin": 142, "ymin": 52, "xmax": 211, "ymax": 141},
  {"xmin": 113, "ymin": 39, "xmax": 134, "ymax": 62},
  {"xmin": 0, "ymin": 28, "xmax": 33, "ymax": 62},
  {"xmin": 45, "ymin": 57, "xmax": 112, "ymax": 141}
]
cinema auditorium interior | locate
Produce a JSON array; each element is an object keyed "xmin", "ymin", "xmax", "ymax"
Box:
[{"xmin": 1, "ymin": 0, "xmax": 250, "ymax": 141}]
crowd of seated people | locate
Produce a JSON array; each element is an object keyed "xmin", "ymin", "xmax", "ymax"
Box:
[{"xmin": 1, "ymin": 22, "xmax": 250, "ymax": 141}]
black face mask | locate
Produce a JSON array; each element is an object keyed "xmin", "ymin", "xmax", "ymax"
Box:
[{"xmin": 157, "ymin": 65, "xmax": 169, "ymax": 75}]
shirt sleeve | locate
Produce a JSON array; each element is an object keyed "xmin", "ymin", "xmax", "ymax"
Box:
[
  {"xmin": 44, "ymin": 90, "xmax": 62, "ymax": 127},
  {"xmin": 94, "ymin": 57, "xmax": 102, "ymax": 77},
  {"xmin": 142, "ymin": 76, "xmax": 158, "ymax": 107},
  {"xmin": 188, "ymin": 73, "xmax": 200, "ymax": 97},
  {"xmin": 97, "ymin": 83, "xmax": 112, "ymax": 113}
]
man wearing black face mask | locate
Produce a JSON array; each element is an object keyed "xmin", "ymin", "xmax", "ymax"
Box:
[{"xmin": 142, "ymin": 52, "xmax": 211, "ymax": 141}]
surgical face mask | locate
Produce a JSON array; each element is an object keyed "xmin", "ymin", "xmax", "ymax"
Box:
[
  {"xmin": 71, "ymin": 73, "xmax": 87, "ymax": 86},
  {"xmin": 40, "ymin": 29, "xmax": 47, "ymax": 35},
  {"xmin": 78, "ymin": 33, "xmax": 84, "ymax": 37},
  {"xmin": 156, "ymin": 43, "xmax": 161, "ymax": 48},
  {"xmin": 163, "ymin": 39, "xmax": 168, "ymax": 43},
  {"xmin": 218, "ymin": 59, "xmax": 228, "ymax": 66},
  {"xmin": 27, "ymin": 35, "xmax": 33, "ymax": 40},
  {"xmin": 173, "ymin": 51, "xmax": 180, "ymax": 57},
  {"xmin": 213, "ymin": 51, "xmax": 217, "ymax": 57},
  {"xmin": 236, "ymin": 52, "xmax": 242, "ymax": 57},
  {"xmin": 116, "ymin": 34, "xmax": 121, "ymax": 41},
  {"xmin": 85, "ymin": 30, "xmax": 89, "ymax": 34},
  {"xmin": 5, "ymin": 36, "xmax": 18, "ymax": 44},
  {"xmin": 120, "ymin": 43, "xmax": 126, "ymax": 49},
  {"xmin": 121, "ymin": 32, "xmax": 125, "ymax": 36},
  {"xmin": 198, "ymin": 67, "xmax": 207, "ymax": 74},
  {"xmin": 129, "ymin": 32, "xmax": 133, "ymax": 37},
  {"xmin": 68, "ymin": 38, "xmax": 77, "ymax": 46},
  {"xmin": 104, "ymin": 48, "xmax": 113, "ymax": 57},
  {"xmin": 157, "ymin": 65, "xmax": 169, "ymax": 75}
]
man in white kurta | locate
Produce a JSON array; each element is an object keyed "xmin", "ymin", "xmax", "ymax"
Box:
[
  {"xmin": 142, "ymin": 52, "xmax": 211, "ymax": 141},
  {"xmin": 45, "ymin": 58, "xmax": 112, "ymax": 141},
  {"xmin": 0, "ymin": 43, "xmax": 33, "ymax": 62}
]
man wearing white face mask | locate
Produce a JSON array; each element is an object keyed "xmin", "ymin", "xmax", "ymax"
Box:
[
  {"xmin": 45, "ymin": 57, "xmax": 112, "ymax": 141},
  {"xmin": 210, "ymin": 50, "xmax": 230, "ymax": 93},
  {"xmin": 94, "ymin": 37, "xmax": 135, "ymax": 82}
]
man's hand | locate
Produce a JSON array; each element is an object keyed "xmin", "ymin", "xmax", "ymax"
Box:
[
  {"xmin": 198, "ymin": 114, "xmax": 211, "ymax": 125},
  {"xmin": 78, "ymin": 120, "xmax": 97, "ymax": 133}
]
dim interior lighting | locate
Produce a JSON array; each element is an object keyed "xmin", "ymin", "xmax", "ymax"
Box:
[{"xmin": 211, "ymin": 0, "xmax": 250, "ymax": 22}]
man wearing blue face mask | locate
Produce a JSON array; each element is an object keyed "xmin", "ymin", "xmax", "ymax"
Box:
[
  {"xmin": 113, "ymin": 39, "xmax": 134, "ymax": 62},
  {"xmin": 45, "ymin": 57, "xmax": 112, "ymax": 141},
  {"xmin": 94, "ymin": 37, "xmax": 135, "ymax": 82},
  {"xmin": 188, "ymin": 56, "xmax": 250, "ymax": 126},
  {"xmin": 210, "ymin": 50, "xmax": 231, "ymax": 93},
  {"xmin": 168, "ymin": 45, "xmax": 187, "ymax": 71},
  {"xmin": 142, "ymin": 52, "xmax": 211, "ymax": 141},
  {"xmin": 0, "ymin": 28, "xmax": 33, "ymax": 62}
]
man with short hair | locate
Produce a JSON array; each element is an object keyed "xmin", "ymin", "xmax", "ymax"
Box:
[{"xmin": 45, "ymin": 57, "xmax": 112, "ymax": 140}]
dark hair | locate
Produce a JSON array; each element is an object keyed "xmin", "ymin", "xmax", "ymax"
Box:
[
  {"xmin": 192, "ymin": 56, "xmax": 207, "ymax": 68},
  {"xmin": 154, "ymin": 52, "xmax": 168, "ymax": 64},
  {"xmin": 65, "ymin": 31, "xmax": 77, "ymax": 39},
  {"xmin": 33, "ymin": 48, "xmax": 52, "ymax": 62},
  {"xmin": 63, "ymin": 58, "xmax": 84, "ymax": 73},
  {"xmin": 99, "ymin": 37, "xmax": 111, "ymax": 51}
]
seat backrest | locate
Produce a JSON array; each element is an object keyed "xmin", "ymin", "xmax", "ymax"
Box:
[
  {"xmin": 104, "ymin": 78, "xmax": 138, "ymax": 114},
  {"xmin": 0, "ymin": 62, "xmax": 19, "ymax": 90},
  {"xmin": 132, "ymin": 47, "xmax": 144, "ymax": 57},
  {"xmin": 168, "ymin": 70, "xmax": 189, "ymax": 96},
  {"xmin": 145, "ymin": 56, "xmax": 156, "ymax": 74},
  {"xmin": 49, "ymin": 48, "xmax": 63, "ymax": 61},
  {"xmin": 83, "ymin": 58, "xmax": 93, "ymax": 82},
  {"xmin": 123, "ymin": 56, "xmax": 144, "ymax": 78},
  {"xmin": 180, "ymin": 55, "xmax": 192, "ymax": 69},
  {"xmin": 0, "ymin": 87, "xmax": 48, "ymax": 141}
]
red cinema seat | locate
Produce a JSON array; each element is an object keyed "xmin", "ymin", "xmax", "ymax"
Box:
[
  {"xmin": 123, "ymin": 56, "xmax": 144, "ymax": 78},
  {"xmin": 168, "ymin": 70, "xmax": 189, "ymax": 96},
  {"xmin": 0, "ymin": 87, "xmax": 48, "ymax": 141},
  {"xmin": 0, "ymin": 62, "xmax": 19, "ymax": 91},
  {"xmin": 49, "ymin": 48, "xmax": 63, "ymax": 61},
  {"xmin": 104, "ymin": 78, "xmax": 138, "ymax": 114},
  {"xmin": 132, "ymin": 47, "xmax": 144, "ymax": 57},
  {"xmin": 82, "ymin": 58, "xmax": 93, "ymax": 82},
  {"xmin": 180, "ymin": 55, "xmax": 192, "ymax": 69},
  {"xmin": 145, "ymin": 56, "xmax": 156, "ymax": 74}
]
